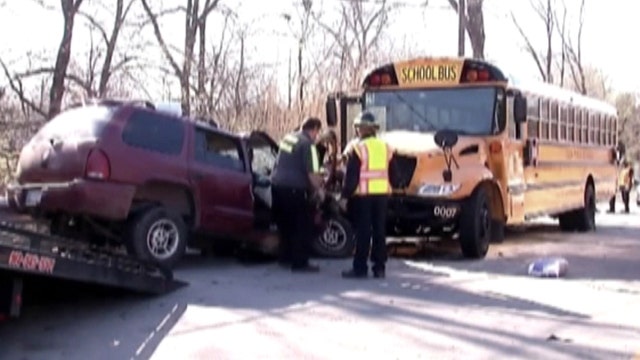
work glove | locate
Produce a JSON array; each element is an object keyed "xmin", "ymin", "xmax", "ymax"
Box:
[{"xmin": 338, "ymin": 198, "xmax": 348, "ymax": 212}]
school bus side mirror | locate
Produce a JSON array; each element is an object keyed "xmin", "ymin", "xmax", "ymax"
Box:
[
  {"xmin": 514, "ymin": 94, "xmax": 527, "ymax": 124},
  {"xmin": 325, "ymin": 96, "xmax": 338, "ymax": 127}
]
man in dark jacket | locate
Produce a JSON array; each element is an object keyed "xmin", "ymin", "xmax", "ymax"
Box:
[{"xmin": 271, "ymin": 117, "xmax": 325, "ymax": 272}]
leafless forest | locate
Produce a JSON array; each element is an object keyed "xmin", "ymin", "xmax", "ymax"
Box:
[{"xmin": 0, "ymin": 0, "xmax": 638, "ymax": 188}]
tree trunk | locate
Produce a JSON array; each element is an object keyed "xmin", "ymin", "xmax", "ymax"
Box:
[{"xmin": 49, "ymin": 0, "xmax": 83, "ymax": 118}]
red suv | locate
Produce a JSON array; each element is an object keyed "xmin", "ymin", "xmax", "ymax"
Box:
[{"xmin": 6, "ymin": 100, "xmax": 354, "ymax": 268}]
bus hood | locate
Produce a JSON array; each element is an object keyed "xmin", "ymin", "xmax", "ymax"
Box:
[
  {"xmin": 380, "ymin": 130, "xmax": 481, "ymax": 156},
  {"xmin": 380, "ymin": 131, "xmax": 489, "ymax": 195}
]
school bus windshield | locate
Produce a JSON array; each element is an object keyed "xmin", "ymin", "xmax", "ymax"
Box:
[{"xmin": 364, "ymin": 87, "xmax": 502, "ymax": 136}]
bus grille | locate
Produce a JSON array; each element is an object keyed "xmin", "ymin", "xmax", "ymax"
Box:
[{"xmin": 391, "ymin": 154, "xmax": 417, "ymax": 189}]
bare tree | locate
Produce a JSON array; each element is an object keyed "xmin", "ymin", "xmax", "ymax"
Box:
[
  {"xmin": 615, "ymin": 93, "xmax": 640, "ymax": 161},
  {"xmin": 315, "ymin": 0, "xmax": 394, "ymax": 90},
  {"xmin": 282, "ymin": 0, "xmax": 314, "ymax": 113},
  {"xmin": 511, "ymin": 0, "xmax": 555, "ymax": 83},
  {"xmin": 77, "ymin": 0, "xmax": 135, "ymax": 97},
  {"xmin": 556, "ymin": 0, "xmax": 587, "ymax": 94},
  {"xmin": 444, "ymin": 0, "xmax": 486, "ymax": 59},
  {"xmin": 48, "ymin": 0, "xmax": 85, "ymax": 118},
  {"xmin": 140, "ymin": 0, "xmax": 221, "ymax": 116}
]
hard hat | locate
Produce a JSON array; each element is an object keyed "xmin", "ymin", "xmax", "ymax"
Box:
[{"xmin": 353, "ymin": 111, "xmax": 378, "ymax": 127}]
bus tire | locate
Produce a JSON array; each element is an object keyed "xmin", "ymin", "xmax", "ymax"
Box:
[
  {"xmin": 459, "ymin": 186, "xmax": 491, "ymax": 259},
  {"xmin": 558, "ymin": 211, "xmax": 577, "ymax": 232},
  {"xmin": 575, "ymin": 184, "xmax": 596, "ymax": 232},
  {"xmin": 490, "ymin": 219, "xmax": 505, "ymax": 243}
]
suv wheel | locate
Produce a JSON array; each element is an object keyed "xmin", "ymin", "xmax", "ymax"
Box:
[
  {"xmin": 126, "ymin": 206, "xmax": 187, "ymax": 269},
  {"xmin": 312, "ymin": 215, "xmax": 354, "ymax": 258}
]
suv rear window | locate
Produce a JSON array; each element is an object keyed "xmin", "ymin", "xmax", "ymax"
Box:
[
  {"xmin": 122, "ymin": 109, "xmax": 185, "ymax": 155},
  {"xmin": 37, "ymin": 105, "xmax": 114, "ymax": 139}
]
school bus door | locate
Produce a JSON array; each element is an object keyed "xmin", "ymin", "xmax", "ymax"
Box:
[
  {"xmin": 505, "ymin": 91, "xmax": 527, "ymax": 224},
  {"xmin": 325, "ymin": 93, "xmax": 363, "ymax": 150}
]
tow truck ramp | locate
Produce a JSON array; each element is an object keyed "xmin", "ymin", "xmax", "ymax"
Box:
[{"xmin": 0, "ymin": 218, "xmax": 186, "ymax": 319}]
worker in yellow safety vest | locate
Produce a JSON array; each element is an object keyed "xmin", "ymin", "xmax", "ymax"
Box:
[
  {"xmin": 339, "ymin": 111, "xmax": 398, "ymax": 279},
  {"xmin": 608, "ymin": 160, "xmax": 634, "ymax": 214}
]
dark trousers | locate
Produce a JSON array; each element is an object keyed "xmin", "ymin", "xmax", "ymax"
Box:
[
  {"xmin": 349, "ymin": 195, "xmax": 388, "ymax": 274},
  {"xmin": 609, "ymin": 186, "xmax": 630, "ymax": 213},
  {"xmin": 271, "ymin": 186, "xmax": 313, "ymax": 268}
]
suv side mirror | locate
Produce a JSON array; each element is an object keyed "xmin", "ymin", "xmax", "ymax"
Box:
[
  {"xmin": 325, "ymin": 96, "xmax": 337, "ymax": 127},
  {"xmin": 514, "ymin": 94, "xmax": 527, "ymax": 124}
]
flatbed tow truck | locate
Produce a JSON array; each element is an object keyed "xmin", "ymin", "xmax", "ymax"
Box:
[{"xmin": 0, "ymin": 203, "xmax": 185, "ymax": 320}]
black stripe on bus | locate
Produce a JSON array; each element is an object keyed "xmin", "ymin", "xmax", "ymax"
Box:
[
  {"xmin": 533, "ymin": 160, "xmax": 616, "ymax": 168},
  {"xmin": 508, "ymin": 178, "xmax": 616, "ymax": 195}
]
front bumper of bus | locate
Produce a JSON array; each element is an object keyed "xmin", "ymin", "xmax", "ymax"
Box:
[{"xmin": 387, "ymin": 195, "xmax": 462, "ymax": 229}]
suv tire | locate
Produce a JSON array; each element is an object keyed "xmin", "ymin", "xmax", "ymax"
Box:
[
  {"xmin": 312, "ymin": 215, "xmax": 355, "ymax": 258},
  {"xmin": 125, "ymin": 206, "xmax": 187, "ymax": 269}
]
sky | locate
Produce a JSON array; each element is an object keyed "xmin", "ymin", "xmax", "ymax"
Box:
[{"xmin": 0, "ymin": 0, "xmax": 638, "ymax": 102}]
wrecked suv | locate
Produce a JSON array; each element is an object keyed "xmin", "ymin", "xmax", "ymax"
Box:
[{"xmin": 7, "ymin": 100, "xmax": 353, "ymax": 268}]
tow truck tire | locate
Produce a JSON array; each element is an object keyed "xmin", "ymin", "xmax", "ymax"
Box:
[
  {"xmin": 312, "ymin": 215, "xmax": 355, "ymax": 258},
  {"xmin": 574, "ymin": 184, "xmax": 596, "ymax": 232},
  {"xmin": 459, "ymin": 186, "xmax": 491, "ymax": 259},
  {"xmin": 125, "ymin": 206, "xmax": 188, "ymax": 269}
]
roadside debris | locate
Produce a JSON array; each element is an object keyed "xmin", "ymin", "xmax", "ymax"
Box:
[
  {"xmin": 546, "ymin": 334, "xmax": 572, "ymax": 343},
  {"xmin": 527, "ymin": 257, "xmax": 569, "ymax": 278}
]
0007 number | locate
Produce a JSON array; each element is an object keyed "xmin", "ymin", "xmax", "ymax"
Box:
[{"xmin": 433, "ymin": 206, "xmax": 457, "ymax": 218}]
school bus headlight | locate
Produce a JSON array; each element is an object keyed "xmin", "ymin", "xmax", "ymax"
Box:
[{"xmin": 417, "ymin": 183, "xmax": 461, "ymax": 197}]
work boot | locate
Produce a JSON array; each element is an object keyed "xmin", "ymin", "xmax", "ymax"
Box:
[
  {"xmin": 372, "ymin": 268, "xmax": 385, "ymax": 279},
  {"xmin": 341, "ymin": 269, "xmax": 367, "ymax": 279},
  {"xmin": 291, "ymin": 263, "xmax": 320, "ymax": 273}
]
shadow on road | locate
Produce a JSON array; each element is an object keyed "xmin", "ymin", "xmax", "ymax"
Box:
[{"xmin": 1, "ymin": 214, "xmax": 639, "ymax": 360}]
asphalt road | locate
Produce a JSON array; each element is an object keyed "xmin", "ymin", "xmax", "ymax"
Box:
[{"xmin": 1, "ymin": 203, "xmax": 639, "ymax": 360}]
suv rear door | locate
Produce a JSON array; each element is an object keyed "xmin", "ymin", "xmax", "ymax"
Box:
[
  {"xmin": 190, "ymin": 126, "xmax": 254, "ymax": 234},
  {"xmin": 16, "ymin": 105, "xmax": 115, "ymax": 183}
]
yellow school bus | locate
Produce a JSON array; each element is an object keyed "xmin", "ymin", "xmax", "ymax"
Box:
[{"xmin": 325, "ymin": 57, "xmax": 619, "ymax": 259}]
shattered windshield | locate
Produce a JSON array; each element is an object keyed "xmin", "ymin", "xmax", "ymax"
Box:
[{"xmin": 364, "ymin": 87, "xmax": 500, "ymax": 136}]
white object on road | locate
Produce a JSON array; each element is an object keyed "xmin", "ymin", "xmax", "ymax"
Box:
[{"xmin": 527, "ymin": 257, "xmax": 569, "ymax": 278}]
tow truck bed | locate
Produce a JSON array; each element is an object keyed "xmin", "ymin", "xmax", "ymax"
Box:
[{"xmin": 0, "ymin": 210, "xmax": 186, "ymax": 319}]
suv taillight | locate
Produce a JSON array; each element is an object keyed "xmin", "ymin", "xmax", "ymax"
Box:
[{"xmin": 85, "ymin": 149, "xmax": 111, "ymax": 180}]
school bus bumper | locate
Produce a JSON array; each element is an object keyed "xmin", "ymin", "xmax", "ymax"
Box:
[{"xmin": 387, "ymin": 195, "xmax": 462, "ymax": 228}]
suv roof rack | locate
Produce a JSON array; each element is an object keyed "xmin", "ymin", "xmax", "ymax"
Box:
[{"xmin": 66, "ymin": 98, "xmax": 156, "ymax": 111}]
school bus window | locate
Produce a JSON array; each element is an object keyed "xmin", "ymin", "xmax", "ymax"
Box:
[
  {"xmin": 526, "ymin": 95, "xmax": 539, "ymax": 116},
  {"xmin": 507, "ymin": 97, "xmax": 516, "ymax": 139},
  {"xmin": 576, "ymin": 109, "xmax": 583, "ymax": 143},
  {"xmin": 604, "ymin": 117, "xmax": 609, "ymax": 145},
  {"xmin": 592, "ymin": 114, "xmax": 598, "ymax": 145},
  {"xmin": 593, "ymin": 114, "xmax": 602, "ymax": 145},
  {"xmin": 580, "ymin": 110, "xmax": 588, "ymax": 144},
  {"xmin": 600, "ymin": 115, "xmax": 607, "ymax": 145},
  {"xmin": 596, "ymin": 114, "xmax": 602, "ymax": 145},
  {"xmin": 567, "ymin": 107, "xmax": 575, "ymax": 142},
  {"xmin": 588, "ymin": 113, "xmax": 595, "ymax": 144},
  {"xmin": 559, "ymin": 105, "xmax": 568, "ymax": 142},
  {"xmin": 609, "ymin": 116, "xmax": 616, "ymax": 145},
  {"xmin": 550, "ymin": 101, "xmax": 559, "ymax": 141},
  {"xmin": 540, "ymin": 99, "xmax": 549, "ymax": 139},
  {"xmin": 526, "ymin": 96, "xmax": 539, "ymax": 138}
]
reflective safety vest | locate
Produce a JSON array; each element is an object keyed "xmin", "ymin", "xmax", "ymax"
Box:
[
  {"xmin": 278, "ymin": 132, "xmax": 320, "ymax": 173},
  {"xmin": 618, "ymin": 166, "xmax": 632, "ymax": 188},
  {"xmin": 353, "ymin": 137, "xmax": 392, "ymax": 195}
]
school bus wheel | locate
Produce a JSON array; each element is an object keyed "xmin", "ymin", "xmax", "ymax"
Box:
[
  {"xmin": 459, "ymin": 186, "xmax": 492, "ymax": 259},
  {"xmin": 558, "ymin": 182, "xmax": 596, "ymax": 232},
  {"xmin": 575, "ymin": 183, "xmax": 596, "ymax": 232},
  {"xmin": 557, "ymin": 182, "xmax": 596, "ymax": 232}
]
